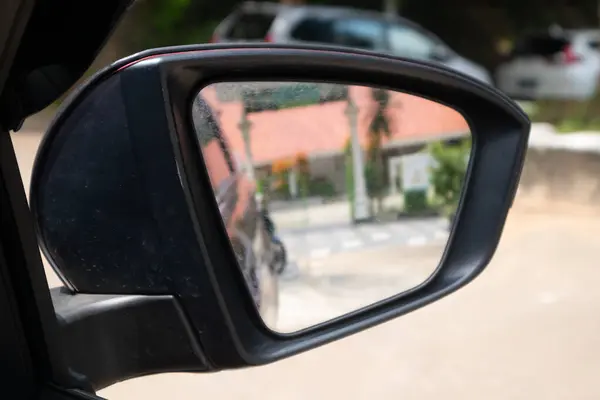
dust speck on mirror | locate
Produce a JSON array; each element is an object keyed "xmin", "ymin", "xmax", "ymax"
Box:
[{"xmin": 190, "ymin": 81, "xmax": 471, "ymax": 334}]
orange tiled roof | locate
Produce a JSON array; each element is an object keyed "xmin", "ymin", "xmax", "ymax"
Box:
[{"xmin": 201, "ymin": 85, "xmax": 469, "ymax": 165}]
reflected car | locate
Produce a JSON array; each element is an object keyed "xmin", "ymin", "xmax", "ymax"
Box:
[
  {"xmin": 192, "ymin": 96, "xmax": 280, "ymax": 326},
  {"xmin": 211, "ymin": 2, "xmax": 493, "ymax": 85}
]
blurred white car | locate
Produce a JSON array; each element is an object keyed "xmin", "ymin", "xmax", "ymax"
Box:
[
  {"xmin": 496, "ymin": 29, "xmax": 600, "ymax": 100},
  {"xmin": 212, "ymin": 2, "xmax": 493, "ymax": 85}
]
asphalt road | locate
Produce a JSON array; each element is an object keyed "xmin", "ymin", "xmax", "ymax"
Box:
[
  {"xmin": 101, "ymin": 212, "xmax": 600, "ymax": 400},
  {"xmin": 276, "ymin": 217, "xmax": 449, "ymax": 262},
  {"xmin": 11, "ymin": 130, "xmax": 600, "ymax": 400},
  {"xmin": 276, "ymin": 243, "xmax": 444, "ymax": 333}
]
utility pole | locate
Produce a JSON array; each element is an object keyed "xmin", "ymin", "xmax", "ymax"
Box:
[
  {"xmin": 345, "ymin": 97, "xmax": 371, "ymax": 222},
  {"xmin": 238, "ymin": 108, "xmax": 256, "ymax": 182}
]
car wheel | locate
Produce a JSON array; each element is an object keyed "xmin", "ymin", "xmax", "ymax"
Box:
[{"xmin": 272, "ymin": 240, "xmax": 287, "ymax": 275}]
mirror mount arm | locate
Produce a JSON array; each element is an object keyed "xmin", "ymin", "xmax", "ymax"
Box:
[{"xmin": 51, "ymin": 288, "xmax": 210, "ymax": 392}]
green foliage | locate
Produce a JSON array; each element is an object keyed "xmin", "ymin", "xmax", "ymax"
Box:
[
  {"xmin": 125, "ymin": 0, "xmax": 221, "ymax": 52},
  {"xmin": 403, "ymin": 190, "xmax": 429, "ymax": 213},
  {"xmin": 271, "ymin": 169, "xmax": 291, "ymax": 200},
  {"xmin": 344, "ymin": 139, "xmax": 356, "ymax": 219},
  {"xmin": 269, "ymin": 168, "xmax": 334, "ymax": 199},
  {"xmin": 298, "ymin": 171, "xmax": 310, "ymax": 198},
  {"xmin": 366, "ymin": 88, "xmax": 393, "ymax": 212},
  {"xmin": 366, "ymin": 88, "xmax": 391, "ymax": 150},
  {"xmin": 255, "ymin": 177, "xmax": 264, "ymax": 195},
  {"xmin": 528, "ymin": 96, "xmax": 600, "ymax": 134},
  {"xmin": 428, "ymin": 138, "xmax": 471, "ymax": 216},
  {"xmin": 309, "ymin": 177, "xmax": 337, "ymax": 198},
  {"xmin": 364, "ymin": 158, "xmax": 386, "ymax": 199},
  {"xmin": 136, "ymin": 0, "xmax": 191, "ymax": 47}
]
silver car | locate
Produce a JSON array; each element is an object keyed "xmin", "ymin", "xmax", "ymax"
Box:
[{"xmin": 212, "ymin": 2, "xmax": 493, "ymax": 85}]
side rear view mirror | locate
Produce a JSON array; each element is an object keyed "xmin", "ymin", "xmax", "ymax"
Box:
[{"xmin": 30, "ymin": 44, "xmax": 529, "ymax": 392}]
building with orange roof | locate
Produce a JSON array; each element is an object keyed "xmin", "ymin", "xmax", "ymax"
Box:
[{"xmin": 198, "ymin": 83, "xmax": 470, "ymax": 198}]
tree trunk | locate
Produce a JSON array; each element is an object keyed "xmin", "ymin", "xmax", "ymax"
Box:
[{"xmin": 374, "ymin": 146, "xmax": 385, "ymax": 215}]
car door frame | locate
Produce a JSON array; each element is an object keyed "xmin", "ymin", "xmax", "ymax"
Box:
[{"xmin": 0, "ymin": 0, "xmax": 112, "ymax": 398}]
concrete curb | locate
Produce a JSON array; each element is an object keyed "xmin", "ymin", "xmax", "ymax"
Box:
[
  {"xmin": 529, "ymin": 123, "xmax": 600, "ymax": 153},
  {"xmin": 516, "ymin": 124, "xmax": 600, "ymax": 211}
]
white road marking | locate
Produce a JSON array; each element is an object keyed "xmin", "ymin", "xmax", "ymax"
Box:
[
  {"xmin": 371, "ymin": 232, "xmax": 391, "ymax": 241},
  {"xmin": 407, "ymin": 236, "xmax": 428, "ymax": 246},
  {"xmin": 310, "ymin": 248, "xmax": 332, "ymax": 258},
  {"xmin": 342, "ymin": 239, "xmax": 363, "ymax": 249}
]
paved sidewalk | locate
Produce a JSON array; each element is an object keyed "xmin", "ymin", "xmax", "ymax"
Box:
[
  {"xmin": 528, "ymin": 122, "xmax": 600, "ymax": 152},
  {"xmin": 270, "ymin": 194, "xmax": 405, "ymax": 230},
  {"xmin": 280, "ymin": 217, "xmax": 449, "ymax": 262}
]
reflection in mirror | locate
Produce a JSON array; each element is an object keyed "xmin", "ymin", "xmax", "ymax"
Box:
[{"xmin": 191, "ymin": 81, "xmax": 471, "ymax": 333}]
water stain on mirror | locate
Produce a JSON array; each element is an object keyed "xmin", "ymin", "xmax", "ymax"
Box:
[{"xmin": 191, "ymin": 81, "xmax": 471, "ymax": 334}]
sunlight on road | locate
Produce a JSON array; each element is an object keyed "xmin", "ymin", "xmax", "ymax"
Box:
[{"xmin": 11, "ymin": 128, "xmax": 600, "ymax": 400}]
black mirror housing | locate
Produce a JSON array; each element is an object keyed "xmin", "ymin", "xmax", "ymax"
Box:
[{"xmin": 30, "ymin": 44, "xmax": 530, "ymax": 390}]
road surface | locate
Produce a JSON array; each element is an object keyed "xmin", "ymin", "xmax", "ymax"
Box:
[
  {"xmin": 101, "ymin": 212, "xmax": 600, "ymax": 400},
  {"xmin": 272, "ymin": 202, "xmax": 451, "ymax": 333},
  {"xmin": 276, "ymin": 216, "xmax": 449, "ymax": 261},
  {"xmin": 276, "ymin": 243, "xmax": 444, "ymax": 332},
  {"xmin": 10, "ymin": 130, "xmax": 600, "ymax": 400}
]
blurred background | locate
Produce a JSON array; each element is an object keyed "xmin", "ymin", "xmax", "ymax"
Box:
[
  {"xmin": 25, "ymin": 0, "xmax": 600, "ymax": 132},
  {"xmin": 12, "ymin": 0, "xmax": 600, "ymax": 399}
]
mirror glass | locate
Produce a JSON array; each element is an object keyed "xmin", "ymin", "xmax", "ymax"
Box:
[{"xmin": 192, "ymin": 81, "xmax": 471, "ymax": 333}]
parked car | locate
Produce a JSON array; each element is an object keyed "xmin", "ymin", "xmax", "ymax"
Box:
[
  {"xmin": 496, "ymin": 28, "xmax": 600, "ymax": 100},
  {"xmin": 192, "ymin": 96, "xmax": 281, "ymax": 325},
  {"xmin": 212, "ymin": 2, "xmax": 493, "ymax": 85}
]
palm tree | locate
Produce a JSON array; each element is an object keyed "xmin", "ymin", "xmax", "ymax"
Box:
[{"xmin": 365, "ymin": 87, "xmax": 394, "ymax": 214}]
